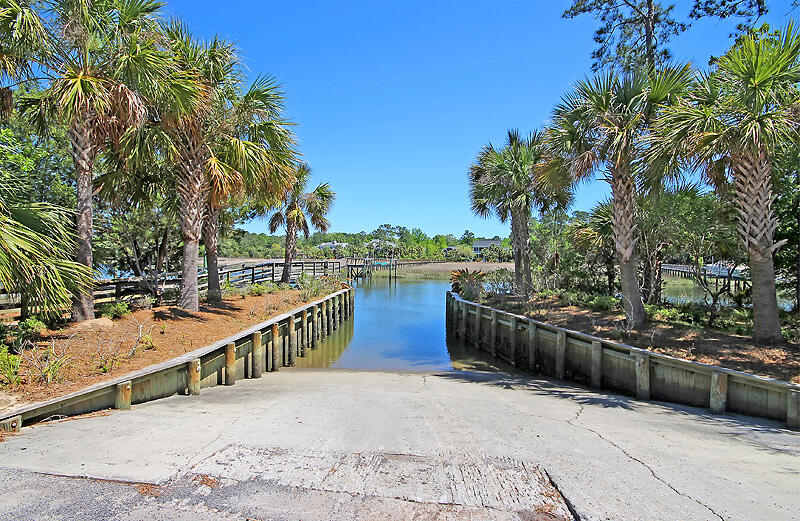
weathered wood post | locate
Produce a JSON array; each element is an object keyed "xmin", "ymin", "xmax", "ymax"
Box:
[
  {"xmin": 252, "ymin": 332, "xmax": 264, "ymax": 378},
  {"xmin": 188, "ymin": 359, "xmax": 201, "ymax": 395},
  {"xmin": 0, "ymin": 415, "xmax": 22, "ymax": 433},
  {"xmin": 321, "ymin": 299, "xmax": 328, "ymax": 339},
  {"xmin": 590, "ymin": 341, "xmax": 603, "ymax": 388},
  {"xmin": 490, "ymin": 310, "xmax": 498, "ymax": 357},
  {"xmin": 528, "ymin": 323, "xmax": 537, "ymax": 371},
  {"xmin": 313, "ymin": 303, "xmax": 321, "ymax": 345},
  {"xmin": 115, "ymin": 381, "xmax": 132, "ymax": 410},
  {"xmin": 709, "ymin": 371, "xmax": 727, "ymax": 414},
  {"xmin": 445, "ymin": 293, "xmax": 452, "ymax": 334},
  {"xmin": 301, "ymin": 309, "xmax": 309, "ymax": 356},
  {"xmin": 349, "ymin": 288, "xmax": 355, "ymax": 316},
  {"xmin": 458, "ymin": 302, "xmax": 467, "ymax": 342},
  {"xmin": 555, "ymin": 330, "xmax": 566, "ymax": 379},
  {"xmin": 225, "ymin": 343, "xmax": 236, "ymax": 385},
  {"xmin": 271, "ymin": 323, "xmax": 280, "ymax": 371},
  {"xmin": 510, "ymin": 317, "xmax": 518, "ymax": 366},
  {"xmin": 634, "ymin": 353, "xmax": 650, "ymax": 400},
  {"xmin": 288, "ymin": 316, "xmax": 297, "ymax": 367},
  {"xmin": 473, "ymin": 304, "xmax": 482, "ymax": 348},
  {"xmin": 788, "ymin": 390, "xmax": 800, "ymax": 430},
  {"xmin": 327, "ymin": 296, "xmax": 334, "ymax": 332}
]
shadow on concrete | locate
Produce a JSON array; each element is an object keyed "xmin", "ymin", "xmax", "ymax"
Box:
[{"xmin": 431, "ymin": 369, "xmax": 798, "ymax": 453}]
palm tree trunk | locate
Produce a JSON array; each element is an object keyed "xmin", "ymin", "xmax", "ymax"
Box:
[
  {"xmin": 610, "ymin": 163, "xmax": 646, "ymax": 327},
  {"xmin": 281, "ymin": 220, "xmax": 297, "ymax": 283},
  {"xmin": 515, "ymin": 207, "xmax": 532, "ymax": 298},
  {"xmin": 176, "ymin": 144, "xmax": 206, "ymax": 311},
  {"xmin": 203, "ymin": 206, "xmax": 221, "ymax": 302},
  {"xmin": 509, "ymin": 214, "xmax": 523, "ymax": 293},
  {"xmin": 732, "ymin": 151, "xmax": 784, "ymax": 343},
  {"xmin": 68, "ymin": 118, "xmax": 96, "ymax": 321}
]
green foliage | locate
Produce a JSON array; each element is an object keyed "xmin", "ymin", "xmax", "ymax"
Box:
[
  {"xmin": 247, "ymin": 282, "xmax": 278, "ymax": 296},
  {"xmin": 450, "ymin": 269, "xmax": 487, "ymax": 301},
  {"xmin": 296, "ymin": 273, "xmax": 341, "ymax": 301},
  {"xmin": 0, "ymin": 345, "xmax": 21, "ymax": 386},
  {"xmin": 99, "ymin": 301, "xmax": 130, "ymax": 319},
  {"xmin": 22, "ymin": 341, "xmax": 70, "ymax": 384},
  {"xmin": 485, "ymin": 268, "xmax": 515, "ymax": 295}
]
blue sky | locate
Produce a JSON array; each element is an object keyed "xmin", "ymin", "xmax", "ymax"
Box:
[{"xmin": 166, "ymin": 0, "xmax": 797, "ymax": 238}]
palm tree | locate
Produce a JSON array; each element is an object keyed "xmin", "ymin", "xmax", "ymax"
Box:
[
  {"xmin": 157, "ymin": 24, "xmax": 293, "ymax": 309},
  {"xmin": 268, "ymin": 164, "xmax": 335, "ymax": 283},
  {"xmin": 570, "ymin": 201, "xmax": 616, "ymax": 295},
  {"xmin": 0, "ymin": 173, "xmax": 92, "ymax": 319},
  {"xmin": 3, "ymin": 0, "xmax": 177, "ymax": 321},
  {"xmin": 201, "ymin": 75, "xmax": 295, "ymax": 302},
  {"xmin": 469, "ymin": 129, "xmax": 569, "ymax": 298},
  {"xmin": 546, "ymin": 65, "xmax": 692, "ymax": 327},
  {"xmin": 650, "ymin": 26, "xmax": 800, "ymax": 343}
]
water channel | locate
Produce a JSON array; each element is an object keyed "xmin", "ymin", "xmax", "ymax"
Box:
[{"xmin": 294, "ymin": 278, "xmax": 511, "ymax": 371}]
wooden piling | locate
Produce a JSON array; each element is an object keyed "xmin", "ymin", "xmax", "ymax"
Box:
[
  {"xmin": 528, "ymin": 323, "xmax": 537, "ymax": 371},
  {"xmin": 634, "ymin": 353, "xmax": 650, "ymax": 400},
  {"xmin": 555, "ymin": 330, "xmax": 566, "ymax": 379},
  {"xmin": 225, "ymin": 343, "xmax": 236, "ymax": 385},
  {"xmin": 288, "ymin": 316, "xmax": 297, "ymax": 367},
  {"xmin": 458, "ymin": 302, "xmax": 467, "ymax": 341},
  {"xmin": 188, "ymin": 359, "xmax": 201, "ymax": 395},
  {"xmin": 301, "ymin": 309, "xmax": 309, "ymax": 356},
  {"xmin": 115, "ymin": 381, "xmax": 132, "ymax": 410},
  {"xmin": 788, "ymin": 390, "xmax": 800, "ymax": 430},
  {"xmin": 474, "ymin": 304, "xmax": 482, "ymax": 348},
  {"xmin": 271, "ymin": 323, "xmax": 281, "ymax": 371},
  {"xmin": 312, "ymin": 304, "xmax": 319, "ymax": 348},
  {"xmin": 490, "ymin": 310, "xmax": 498, "ymax": 357},
  {"xmin": 709, "ymin": 371, "xmax": 727, "ymax": 414},
  {"xmin": 0, "ymin": 415, "xmax": 21, "ymax": 433},
  {"xmin": 510, "ymin": 317, "xmax": 518, "ymax": 366},
  {"xmin": 445, "ymin": 293, "xmax": 452, "ymax": 333},
  {"xmin": 590, "ymin": 341, "xmax": 603, "ymax": 388},
  {"xmin": 252, "ymin": 332, "xmax": 264, "ymax": 377}
]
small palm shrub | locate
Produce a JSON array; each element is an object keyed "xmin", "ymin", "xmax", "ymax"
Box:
[{"xmin": 450, "ymin": 269, "xmax": 486, "ymax": 301}]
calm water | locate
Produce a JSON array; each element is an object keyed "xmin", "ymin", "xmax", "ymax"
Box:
[{"xmin": 295, "ymin": 278, "xmax": 511, "ymax": 372}]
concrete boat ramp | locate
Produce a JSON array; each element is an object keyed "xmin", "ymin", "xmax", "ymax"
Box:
[{"xmin": 0, "ymin": 369, "xmax": 798, "ymax": 521}]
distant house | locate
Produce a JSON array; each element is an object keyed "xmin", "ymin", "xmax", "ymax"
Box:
[
  {"xmin": 472, "ymin": 240, "xmax": 502, "ymax": 256},
  {"xmin": 318, "ymin": 240, "xmax": 348, "ymax": 251}
]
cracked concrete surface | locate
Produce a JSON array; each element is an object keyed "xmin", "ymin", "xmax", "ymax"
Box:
[{"xmin": 0, "ymin": 369, "xmax": 798, "ymax": 521}]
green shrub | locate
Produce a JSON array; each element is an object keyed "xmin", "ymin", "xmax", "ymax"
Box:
[
  {"xmin": 0, "ymin": 345, "xmax": 21, "ymax": 386},
  {"xmin": 247, "ymin": 282, "xmax": 278, "ymax": 296},
  {"xmin": 11, "ymin": 318, "xmax": 46, "ymax": 351},
  {"xmin": 587, "ymin": 295, "xmax": 617, "ymax": 312},
  {"xmin": 99, "ymin": 301, "xmax": 130, "ymax": 319}
]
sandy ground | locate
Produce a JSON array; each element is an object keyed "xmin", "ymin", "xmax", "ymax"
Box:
[{"xmin": 0, "ymin": 369, "xmax": 797, "ymax": 521}]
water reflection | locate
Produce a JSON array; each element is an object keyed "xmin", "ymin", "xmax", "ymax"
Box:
[{"xmin": 294, "ymin": 277, "xmax": 514, "ymax": 372}]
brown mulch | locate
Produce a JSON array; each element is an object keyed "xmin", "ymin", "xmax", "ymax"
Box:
[
  {"xmin": 516, "ymin": 295, "xmax": 800, "ymax": 384},
  {"xmin": 0, "ymin": 290, "xmax": 313, "ymax": 413}
]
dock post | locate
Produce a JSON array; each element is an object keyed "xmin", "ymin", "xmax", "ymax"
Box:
[
  {"xmin": 288, "ymin": 316, "xmax": 297, "ymax": 366},
  {"xmin": 188, "ymin": 359, "xmax": 201, "ymax": 395},
  {"xmin": 634, "ymin": 353, "xmax": 650, "ymax": 400},
  {"xmin": 301, "ymin": 309, "xmax": 309, "ymax": 356},
  {"xmin": 115, "ymin": 381, "xmax": 132, "ymax": 410},
  {"xmin": 528, "ymin": 323, "xmax": 537, "ymax": 371},
  {"xmin": 555, "ymin": 330, "xmax": 566, "ymax": 379},
  {"xmin": 0, "ymin": 415, "xmax": 22, "ymax": 433},
  {"xmin": 473, "ymin": 304, "xmax": 481, "ymax": 348},
  {"xmin": 590, "ymin": 341, "xmax": 602, "ymax": 388},
  {"xmin": 458, "ymin": 301, "xmax": 467, "ymax": 342},
  {"xmin": 709, "ymin": 372, "xmax": 727, "ymax": 414},
  {"xmin": 510, "ymin": 317, "xmax": 518, "ymax": 366},
  {"xmin": 490, "ymin": 310, "xmax": 498, "ymax": 357},
  {"xmin": 225, "ymin": 343, "xmax": 236, "ymax": 385},
  {"xmin": 271, "ymin": 323, "xmax": 281, "ymax": 371},
  {"xmin": 252, "ymin": 332, "xmax": 263, "ymax": 377}
]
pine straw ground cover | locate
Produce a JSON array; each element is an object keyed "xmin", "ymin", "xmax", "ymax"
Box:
[
  {"xmin": 494, "ymin": 294, "xmax": 800, "ymax": 384},
  {"xmin": 0, "ymin": 289, "xmax": 319, "ymax": 413}
]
